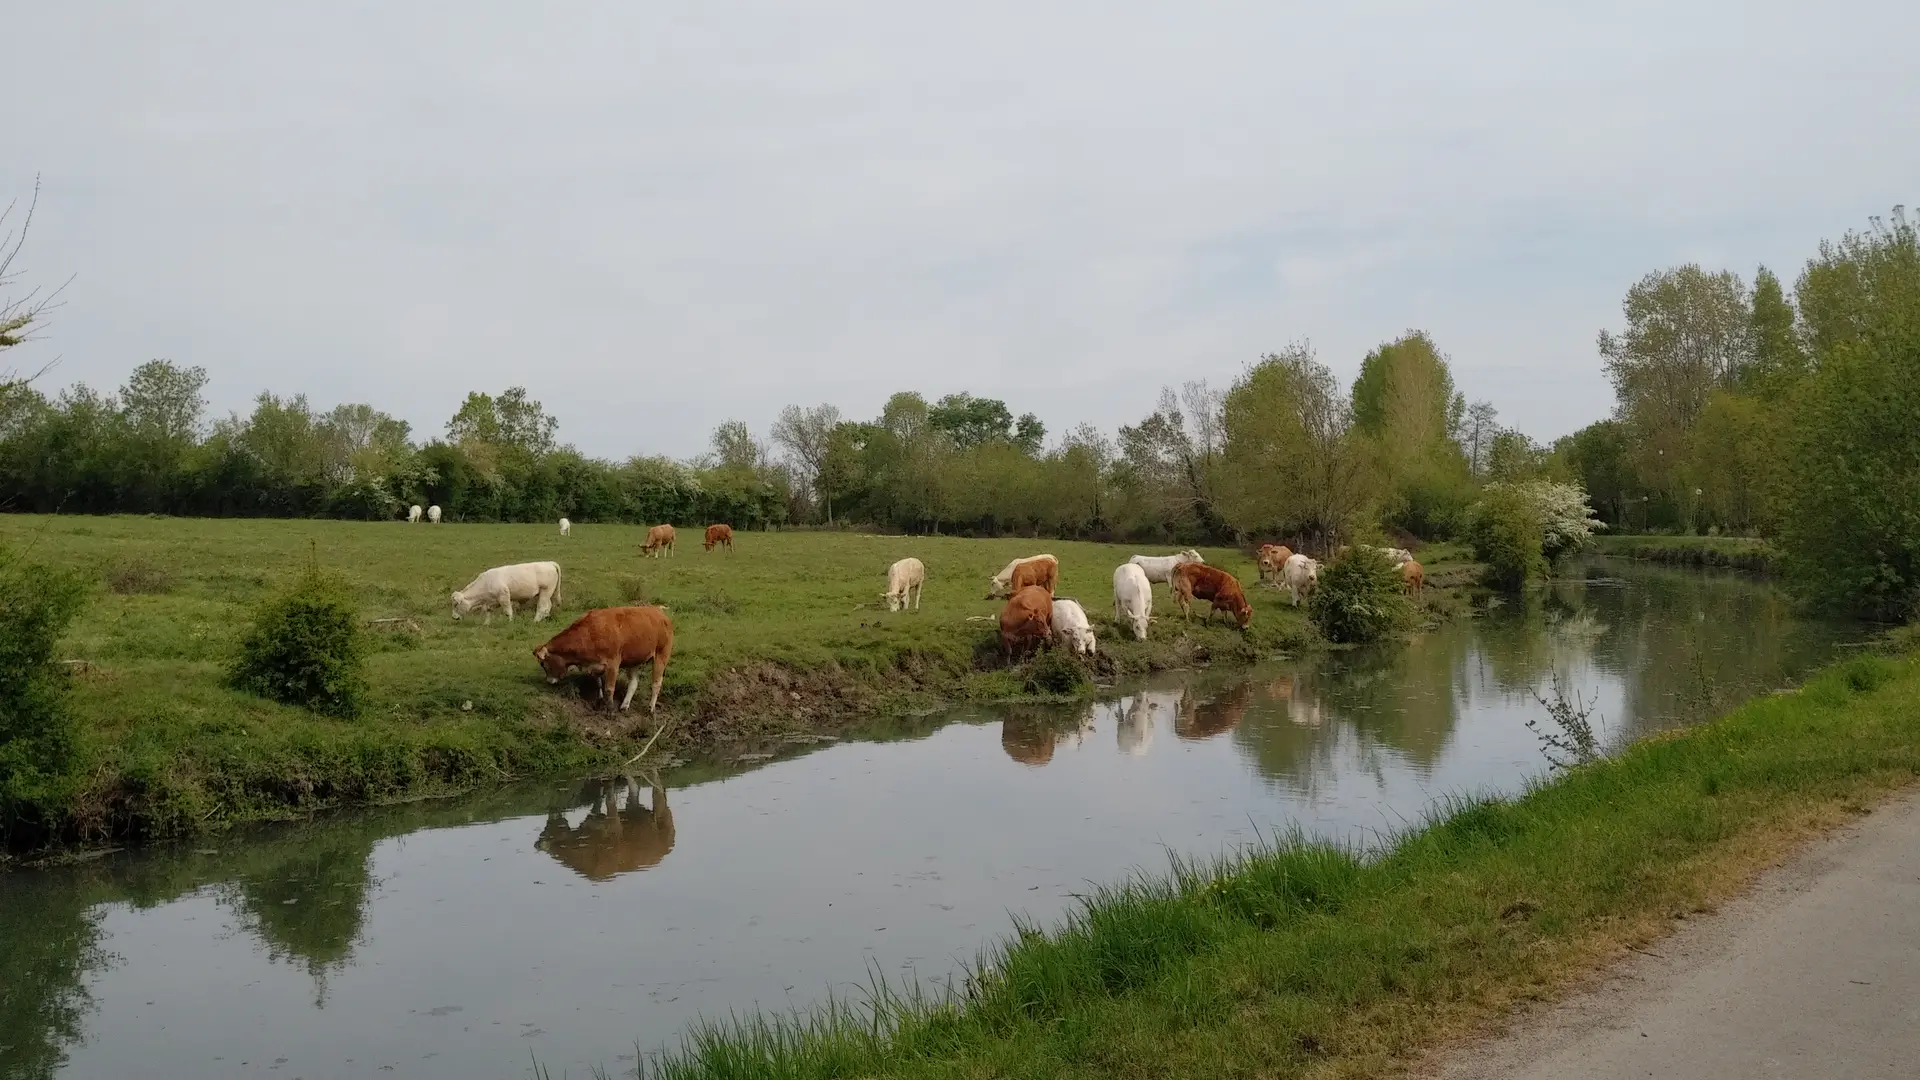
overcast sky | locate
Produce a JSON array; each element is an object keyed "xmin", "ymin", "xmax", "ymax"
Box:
[{"xmin": 6, "ymin": 2, "xmax": 1917, "ymax": 459}]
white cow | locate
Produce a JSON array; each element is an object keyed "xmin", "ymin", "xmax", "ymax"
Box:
[
  {"xmin": 1050, "ymin": 597, "xmax": 1097, "ymax": 656},
  {"xmin": 451, "ymin": 561, "xmax": 562, "ymax": 623},
  {"xmin": 1111, "ymin": 563, "xmax": 1153, "ymax": 641},
  {"xmin": 986, "ymin": 554, "xmax": 1058, "ymax": 598},
  {"xmin": 1127, "ymin": 549, "xmax": 1204, "ymax": 588},
  {"xmin": 427, "ymin": 505, "xmax": 443, "ymax": 524},
  {"xmin": 558, "ymin": 517, "xmax": 571, "ymax": 537},
  {"xmin": 884, "ymin": 557, "xmax": 925, "ymax": 612},
  {"xmin": 407, "ymin": 504, "xmax": 423, "ymax": 523},
  {"xmin": 1357, "ymin": 544, "xmax": 1413, "ymax": 568},
  {"xmin": 1282, "ymin": 553, "xmax": 1320, "ymax": 607}
]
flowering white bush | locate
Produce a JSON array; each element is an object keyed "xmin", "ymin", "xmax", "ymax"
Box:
[{"xmin": 1484, "ymin": 480, "xmax": 1605, "ymax": 564}]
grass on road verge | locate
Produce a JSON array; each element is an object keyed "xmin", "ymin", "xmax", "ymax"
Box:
[{"xmin": 643, "ymin": 646, "xmax": 1920, "ymax": 1080}]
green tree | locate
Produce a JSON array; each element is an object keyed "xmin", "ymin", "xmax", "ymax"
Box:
[
  {"xmin": 1599, "ymin": 265, "xmax": 1753, "ymax": 505},
  {"xmin": 1745, "ymin": 265, "xmax": 1807, "ymax": 394},
  {"xmin": 0, "ymin": 548, "xmax": 89, "ymax": 842},
  {"xmin": 1552, "ymin": 420, "xmax": 1633, "ymax": 527},
  {"xmin": 1217, "ymin": 344, "xmax": 1376, "ymax": 548},
  {"xmin": 927, "ymin": 393, "xmax": 1016, "ymax": 448},
  {"xmin": 1466, "ymin": 485, "xmax": 1545, "ymax": 591},
  {"xmin": 1350, "ymin": 331, "xmax": 1472, "ymax": 536},
  {"xmin": 770, "ymin": 403, "xmax": 842, "ymax": 522},
  {"xmin": 1780, "ymin": 208, "xmax": 1920, "ymax": 617}
]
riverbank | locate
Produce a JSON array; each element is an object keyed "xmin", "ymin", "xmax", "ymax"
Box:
[
  {"xmin": 1593, "ymin": 533, "xmax": 1779, "ymax": 574},
  {"xmin": 638, "ymin": 644, "xmax": 1920, "ymax": 1080},
  {"xmin": 0, "ymin": 515, "xmax": 1470, "ymax": 858}
]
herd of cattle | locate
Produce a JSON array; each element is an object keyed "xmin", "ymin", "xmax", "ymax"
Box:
[{"xmin": 430, "ymin": 515, "xmax": 1426, "ymax": 717}]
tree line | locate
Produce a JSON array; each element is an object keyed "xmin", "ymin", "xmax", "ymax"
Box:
[
  {"xmin": 0, "ymin": 328, "xmax": 1558, "ymax": 552},
  {"xmin": 1554, "ymin": 206, "xmax": 1920, "ymax": 617}
]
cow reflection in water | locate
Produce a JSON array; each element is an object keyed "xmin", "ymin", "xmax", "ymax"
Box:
[
  {"xmin": 1117, "ymin": 688, "xmax": 1182, "ymax": 757},
  {"xmin": 1176, "ymin": 680, "xmax": 1252, "ymax": 741},
  {"xmin": 536, "ymin": 775, "xmax": 676, "ymax": 881},
  {"xmin": 1264, "ymin": 674, "xmax": 1326, "ymax": 728},
  {"xmin": 1000, "ymin": 708, "xmax": 1096, "ymax": 767}
]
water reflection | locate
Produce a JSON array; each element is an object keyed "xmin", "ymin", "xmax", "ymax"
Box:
[
  {"xmin": 1000, "ymin": 708, "xmax": 1096, "ymax": 766},
  {"xmin": 535, "ymin": 776, "xmax": 677, "ymax": 881},
  {"xmin": 0, "ymin": 560, "xmax": 1870, "ymax": 1080}
]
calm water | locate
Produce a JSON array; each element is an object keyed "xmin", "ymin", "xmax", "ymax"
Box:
[{"xmin": 1, "ymin": 561, "xmax": 1866, "ymax": 1080}]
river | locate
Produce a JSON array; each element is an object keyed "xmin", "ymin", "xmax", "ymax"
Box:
[{"xmin": 0, "ymin": 561, "xmax": 1868, "ymax": 1080}]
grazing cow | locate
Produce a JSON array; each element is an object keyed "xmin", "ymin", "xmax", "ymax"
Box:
[
  {"xmin": 451, "ymin": 561, "xmax": 562, "ymax": 623},
  {"xmin": 987, "ymin": 554, "xmax": 1058, "ymax": 598},
  {"xmin": 1256, "ymin": 544, "xmax": 1294, "ymax": 584},
  {"xmin": 407, "ymin": 504, "xmax": 423, "ymax": 524},
  {"xmin": 427, "ymin": 505, "xmax": 442, "ymax": 524},
  {"xmin": 533, "ymin": 605, "xmax": 675, "ymax": 713},
  {"xmin": 1172, "ymin": 563, "xmax": 1253, "ymax": 629},
  {"xmin": 641, "ymin": 524, "xmax": 676, "ymax": 558},
  {"xmin": 998, "ymin": 585, "xmax": 1053, "ymax": 661},
  {"xmin": 1128, "ymin": 550, "xmax": 1205, "ymax": 588},
  {"xmin": 703, "ymin": 523, "xmax": 734, "ymax": 551},
  {"xmin": 559, "ymin": 517, "xmax": 571, "ymax": 537},
  {"xmin": 884, "ymin": 557, "xmax": 925, "ymax": 612},
  {"xmin": 1401, "ymin": 559, "xmax": 1425, "ymax": 599},
  {"xmin": 1282, "ymin": 553, "xmax": 1319, "ymax": 607},
  {"xmin": 1050, "ymin": 597, "xmax": 1097, "ymax": 656},
  {"xmin": 1010, "ymin": 556, "xmax": 1058, "ymax": 596},
  {"xmin": 536, "ymin": 776, "xmax": 675, "ymax": 880},
  {"xmin": 1111, "ymin": 563, "xmax": 1153, "ymax": 641}
]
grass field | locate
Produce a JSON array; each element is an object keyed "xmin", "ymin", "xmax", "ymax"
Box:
[
  {"xmin": 1, "ymin": 515, "xmax": 1464, "ymax": 851},
  {"xmin": 1592, "ymin": 533, "xmax": 1780, "ymax": 574},
  {"xmin": 635, "ymin": 646, "xmax": 1920, "ymax": 1080}
]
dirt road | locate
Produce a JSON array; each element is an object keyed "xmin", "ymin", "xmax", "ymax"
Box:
[{"xmin": 1431, "ymin": 792, "xmax": 1920, "ymax": 1079}]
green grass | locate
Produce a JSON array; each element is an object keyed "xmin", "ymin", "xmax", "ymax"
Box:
[
  {"xmin": 1593, "ymin": 533, "xmax": 1780, "ymax": 574},
  {"xmin": 1, "ymin": 516, "xmax": 1464, "ymax": 850},
  {"xmin": 633, "ymin": 648, "xmax": 1920, "ymax": 1080}
]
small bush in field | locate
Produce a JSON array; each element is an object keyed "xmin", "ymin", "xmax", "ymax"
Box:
[
  {"xmin": 228, "ymin": 565, "xmax": 368, "ymax": 718},
  {"xmin": 0, "ymin": 549, "xmax": 90, "ymax": 836},
  {"xmin": 1307, "ymin": 547, "xmax": 1412, "ymax": 644},
  {"xmin": 1024, "ymin": 650, "xmax": 1091, "ymax": 695},
  {"xmin": 1467, "ymin": 485, "xmax": 1546, "ymax": 591}
]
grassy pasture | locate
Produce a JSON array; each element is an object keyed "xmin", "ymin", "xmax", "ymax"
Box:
[{"xmin": 4, "ymin": 515, "xmax": 1430, "ymax": 848}]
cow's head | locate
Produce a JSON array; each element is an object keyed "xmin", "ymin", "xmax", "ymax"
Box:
[
  {"xmin": 1232, "ymin": 597, "xmax": 1253, "ymax": 630},
  {"xmin": 450, "ymin": 591, "xmax": 472, "ymax": 620},
  {"xmin": 533, "ymin": 644, "xmax": 568, "ymax": 683}
]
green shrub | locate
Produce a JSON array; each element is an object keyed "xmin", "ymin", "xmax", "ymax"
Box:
[
  {"xmin": 1467, "ymin": 486, "xmax": 1546, "ymax": 591},
  {"xmin": 1307, "ymin": 546, "xmax": 1412, "ymax": 644},
  {"xmin": 228, "ymin": 565, "xmax": 369, "ymax": 718},
  {"xmin": 0, "ymin": 549, "xmax": 90, "ymax": 838},
  {"xmin": 1024, "ymin": 650, "xmax": 1091, "ymax": 695}
]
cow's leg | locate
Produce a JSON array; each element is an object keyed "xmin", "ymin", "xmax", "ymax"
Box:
[
  {"xmin": 535, "ymin": 585, "xmax": 552, "ymax": 622},
  {"xmin": 620, "ymin": 663, "xmax": 644, "ymax": 710},
  {"xmin": 647, "ymin": 641, "xmax": 670, "ymax": 713},
  {"xmin": 601, "ymin": 659, "xmax": 620, "ymax": 710}
]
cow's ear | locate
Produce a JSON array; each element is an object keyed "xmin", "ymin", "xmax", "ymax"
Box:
[{"xmin": 534, "ymin": 646, "xmax": 548, "ymax": 660}]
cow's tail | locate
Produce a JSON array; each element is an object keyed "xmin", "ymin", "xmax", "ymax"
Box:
[{"xmin": 553, "ymin": 562, "xmax": 564, "ymax": 607}]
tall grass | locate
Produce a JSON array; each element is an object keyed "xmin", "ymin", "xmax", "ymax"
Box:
[
  {"xmin": 1594, "ymin": 534, "xmax": 1779, "ymax": 574},
  {"xmin": 632, "ymin": 649, "xmax": 1920, "ymax": 1080}
]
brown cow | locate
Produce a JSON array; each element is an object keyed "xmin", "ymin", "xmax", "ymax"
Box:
[
  {"xmin": 998, "ymin": 585, "xmax": 1054, "ymax": 661},
  {"xmin": 533, "ymin": 606, "xmax": 674, "ymax": 712},
  {"xmin": 1401, "ymin": 558, "xmax": 1425, "ymax": 599},
  {"xmin": 1172, "ymin": 562, "xmax": 1253, "ymax": 628},
  {"xmin": 641, "ymin": 524, "xmax": 676, "ymax": 557},
  {"xmin": 703, "ymin": 523, "xmax": 734, "ymax": 551},
  {"xmin": 1008, "ymin": 556, "xmax": 1058, "ymax": 596},
  {"xmin": 1256, "ymin": 544, "xmax": 1294, "ymax": 584},
  {"xmin": 535, "ymin": 776, "xmax": 675, "ymax": 881}
]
